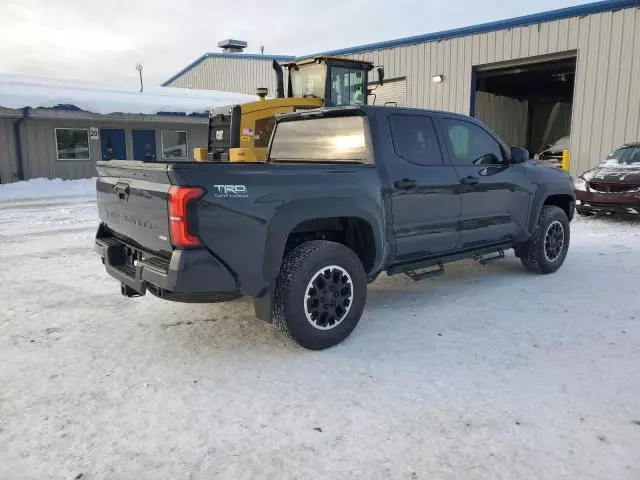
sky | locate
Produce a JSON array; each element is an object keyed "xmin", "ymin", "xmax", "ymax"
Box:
[{"xmin": 0, "ymin": 0, "xmax": 589, "ymax": 88}]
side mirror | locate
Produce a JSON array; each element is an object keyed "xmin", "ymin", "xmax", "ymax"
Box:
[
  {"xmin": 376, "ymin": 67, "xmax": 384, "ymax": 86},
  {"xmin": 510, "ymin": 146, "xmax": 529, "ymax": 164}
]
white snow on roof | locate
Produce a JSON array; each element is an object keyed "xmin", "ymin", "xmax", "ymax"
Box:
[{"xmin": 0, "ymin": 74, "xmax": 255, "ymax": 116}]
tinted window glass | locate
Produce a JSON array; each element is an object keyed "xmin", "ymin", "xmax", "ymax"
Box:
[
  {"xmin": 388, "ymin": 115, "xmax": 443, "ymax": 166},
  {"xmin": 270, "ymin": 116, "xmax": 369, "ymax": 163},
  {"xmin": 442, "ymin": 119, "xmax": 503, "ymax": 165},
  {"xmin": 162, "ymin": 130, "xmax": 188, "ymax": 159},
  {"xmin": 55, "ymin": 128, "xmax": 90, "ymax": 160}
]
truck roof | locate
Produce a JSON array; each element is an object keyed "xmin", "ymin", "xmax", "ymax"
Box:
[{"xmin": 275, "ymin": 105, "xmax": 470, "ymax": 122}]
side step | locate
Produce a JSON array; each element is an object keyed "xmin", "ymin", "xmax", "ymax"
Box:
[
  {"xmin": 405, "ymin": 262, "xmax": 445, "ymax": 282},
  {"xmin": 388, "ymin": 243, "xmax": 512, "ymax": 279},
  {"xmin": 474, "ymin": 248, "xmax": 505, "ymax": 265}
]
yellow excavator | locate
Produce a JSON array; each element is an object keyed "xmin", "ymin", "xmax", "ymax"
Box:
[{"xmin": 195, "ymin": 56, "xmax": 384, "ymax": 162}]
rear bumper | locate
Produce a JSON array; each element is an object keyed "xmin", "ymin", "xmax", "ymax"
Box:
[
  {"xmin": 95, "ymin": 233, "xmax": 239, "ymax": 303},
  {"xmin": 575, "ymin": 190, "xmax": 640, "ymax": 214}
]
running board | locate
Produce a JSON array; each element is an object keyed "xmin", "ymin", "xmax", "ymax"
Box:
[
  {"xmin": 474, "ymin": 248, "xmax": 505, "ymax": 265},
  {"xmin": 387, "ymin": 243, "xmax": 512, "ymax": 277},
  {"xmin": 405, "ymin": 262, "xmax": 445, "ymax": 282}
]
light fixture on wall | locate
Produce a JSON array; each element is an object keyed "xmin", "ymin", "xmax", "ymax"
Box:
[{"xmin": 432, "ymin": 74, "xmax": 444, "ymax": 83}]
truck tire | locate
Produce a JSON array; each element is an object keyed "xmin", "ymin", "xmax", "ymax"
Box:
[
  {"xmin": 518, "ymin": 205, "xmax": 570, "ymax": 274},
  {"xmin": 273, "ymin": 240, "xmax": 367, "ymax": 350}
]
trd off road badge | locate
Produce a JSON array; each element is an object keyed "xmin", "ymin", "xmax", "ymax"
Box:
[{"xmin": 212, "ymin": 185, "xmax": 248, "ymax": 198}]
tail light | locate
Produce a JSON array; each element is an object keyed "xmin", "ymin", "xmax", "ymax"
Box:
[{"xmin": 168, "ymin": 186, "xmax": 205, "ymax": 248}]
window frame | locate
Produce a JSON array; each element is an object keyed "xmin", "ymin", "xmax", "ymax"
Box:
[
  {"xmin": 439, "ymin": 116, "xmax": 506, "ymax": 166},
  {"xmin": 54, "ymin": 128, "xmax": 91, "ymax": 162},
  {"xmin": 161, "ymin": 130, "xmax": 189, "ymax": 160},
  {"xmin": 387, "ymin": 113, "xmax": 445, "ymax": 167}
]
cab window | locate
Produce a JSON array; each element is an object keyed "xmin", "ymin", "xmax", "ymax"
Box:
[
  {"xmin": 329, "ymin": 67, "xmax": 366, "ymax": 106},
  {"xmin": 388, "ymin": 115, "xmax": 444, "ymax": 166},
  {"xmin": 442, "ymin": 118, "xmax": 504, "ymax": 165}
]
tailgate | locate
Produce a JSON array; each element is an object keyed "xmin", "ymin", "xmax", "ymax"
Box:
[{"xmin": 96, "ymin": 161, "xmax": 173, "ymax": 254}]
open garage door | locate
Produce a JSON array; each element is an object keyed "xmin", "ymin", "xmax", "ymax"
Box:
[
  {"xmin": 472, "ymin": 54, "xmax": 576, "ymax": 165},
  {"xmin": 369, "ymin": 78, "xmax": 407, "ymax": 106}
]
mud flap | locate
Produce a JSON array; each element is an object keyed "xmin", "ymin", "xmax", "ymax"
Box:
[{"xmin": 253, "ymin": 288, "xmax": 273, "ymax": 323}]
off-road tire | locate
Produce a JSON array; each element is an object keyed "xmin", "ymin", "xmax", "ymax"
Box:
[
  {"xmin": 518, "ymin": 205, "xmax": 570, "ymax": 274},
  {"xmin": 273, "ymin": 240, "xmax": 367, "ymax": 350}
]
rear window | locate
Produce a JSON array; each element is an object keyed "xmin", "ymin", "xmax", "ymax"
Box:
[{"xmin": 269, "ymin": 116, "xmax": 370, "ymax": 163}]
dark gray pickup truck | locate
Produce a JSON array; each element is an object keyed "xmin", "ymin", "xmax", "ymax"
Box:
[{"xmin": 95, "ymin": 106, "xmax": 575, "ymax": 349}]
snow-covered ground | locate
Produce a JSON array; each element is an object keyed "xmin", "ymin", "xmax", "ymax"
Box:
[
  {"xmin": 1, "ymin": 185, "xmax": 639, "ymax": 480},
  {"xmin": 0, "ymin": 177, "xmax": 96, "ymax": 200}
]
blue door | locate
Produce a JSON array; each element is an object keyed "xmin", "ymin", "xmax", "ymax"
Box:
[
  {"xmin": 132, "ymin": 129, "xmax": 157, "ymax": 162},
  {"xmin": 100, "ymin": 128, "xmax": 126, "ymax": 160}
]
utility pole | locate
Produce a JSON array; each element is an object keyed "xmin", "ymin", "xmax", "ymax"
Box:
[{"xmin": 136, "ymin": 62, "xmax": 144, "ymax": 93}]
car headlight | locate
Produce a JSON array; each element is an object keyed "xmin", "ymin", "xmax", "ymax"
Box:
[{"xmin": 573, "ymin": 177, "xmax": 588, "ymax": 191}]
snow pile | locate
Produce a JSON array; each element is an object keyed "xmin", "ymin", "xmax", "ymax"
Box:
[
  {"xmin": 0, "ymin": 73, "xmax": 255, "ymax": 116},
  {"xmin": 0, "ymin": 177, "xmax": 96, "ymax": 200}
]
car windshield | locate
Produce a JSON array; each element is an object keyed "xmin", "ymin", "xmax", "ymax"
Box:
[
  {"xmin": 269, "ymin": 115, "xmax": 369, "ymax": 163},
  {"xmin": 599, "ymin": 146, "xmax": 640, "ymax": 167}
]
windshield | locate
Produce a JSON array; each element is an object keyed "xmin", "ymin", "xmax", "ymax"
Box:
[
  {"xmin": 599, "ymin": 146, "xmax": 640, "ymax": 167},
  {"xmin": 329, "ymin": 66, "xmax": 366, "ymax": 106},
  {"xmin": 269, "ymin": 116, "xmax": 369, "ymax": 163},
  {"xmin": 290, "ymin": 63, "xmax": 326, "ymax": 99}
]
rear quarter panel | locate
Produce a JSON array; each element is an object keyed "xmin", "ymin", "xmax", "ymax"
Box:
[{"xmin": 170, "ymin": 162, "xmax": 386, "ymax": 297}]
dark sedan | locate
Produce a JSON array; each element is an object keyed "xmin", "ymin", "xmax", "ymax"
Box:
[{"xmin": 574, "ymin": 143, "xmax": 640, "ymax": 215}]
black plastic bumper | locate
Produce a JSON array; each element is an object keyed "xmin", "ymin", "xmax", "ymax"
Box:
[
  {"xmin": 95, "ymin": 235, "xmax": 240, "ymax": 303},
  {"xmin": 577, "ymin": 202, "xmax": 640, "ymax": 215}
]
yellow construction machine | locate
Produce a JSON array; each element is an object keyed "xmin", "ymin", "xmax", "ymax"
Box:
[{"xmin": 195, "ymin": 56, "xmax": 383, "ymax": 162}]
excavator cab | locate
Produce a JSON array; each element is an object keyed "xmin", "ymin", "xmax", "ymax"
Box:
[
  {"xmin": 198, "ymin": 56, "xmax": 383, "ymax": 162},
  {"xmin": 286, "ymin": 56, "xmax": 382, "ymax": 107}
]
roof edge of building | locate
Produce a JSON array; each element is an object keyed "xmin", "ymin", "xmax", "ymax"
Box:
[
  {"xmin": 161, "ymin": 53, "xmax": 296, "ymax": 86},
  {"xmin": 299, "ymin": 0, "xmax": 640, "ymax": 58},
  {"xmin": 163, "ymin": 0, "xmax": 640, "ymax": 85}
]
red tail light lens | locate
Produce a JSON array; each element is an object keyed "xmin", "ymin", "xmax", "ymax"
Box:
[{"xmin": 168, "ymin": 186, "xmax": 205, "ymax": 248}]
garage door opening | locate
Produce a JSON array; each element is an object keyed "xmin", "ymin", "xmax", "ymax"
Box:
[{"xmin": 472, "ymin": 55, "xmax": 576, "ymax": 164}]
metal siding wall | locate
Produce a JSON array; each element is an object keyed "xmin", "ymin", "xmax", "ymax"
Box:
[
  {"xmin": 370, "ymin": 79, "xmax": 407, "ymax": 106},
  {"xmin": 340, "ymin": 6, "xmax": 640, "ymax": 174},
  {"xmin": 0, "ymin": 119, "xmax": 18, "ymax": 183},
  {"xmin": 475, "ymin": 91, "xmax": 528, "ymax": 147},
  {"xmin": 167, "ymin": 57, "xmax": 276, "ymax": 96},
  {"xmin": 20, "ymin": 116, "xmax": 208, "ymax": 180}
]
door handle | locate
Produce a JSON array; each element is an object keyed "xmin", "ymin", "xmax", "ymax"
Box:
[
  {"xmin": 460, "ymin": 176, "xmax": 479, "ymax": 186},
  {"xmin": 394, "ymin": 178, "xmax": 417, "ymax": 190}
]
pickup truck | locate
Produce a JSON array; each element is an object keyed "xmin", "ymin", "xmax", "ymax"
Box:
[{"xmin": 95, "ymin": 106, "xmax": 575, "ymax": 350}]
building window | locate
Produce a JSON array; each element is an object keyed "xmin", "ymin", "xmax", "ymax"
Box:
[
  {"xmin": 161, "ymin": 130, "xmax": 188, "ymax": 159},
  {"xmin": 55, "ymin": 128, "xmax": 90, "ymax": 161}
]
